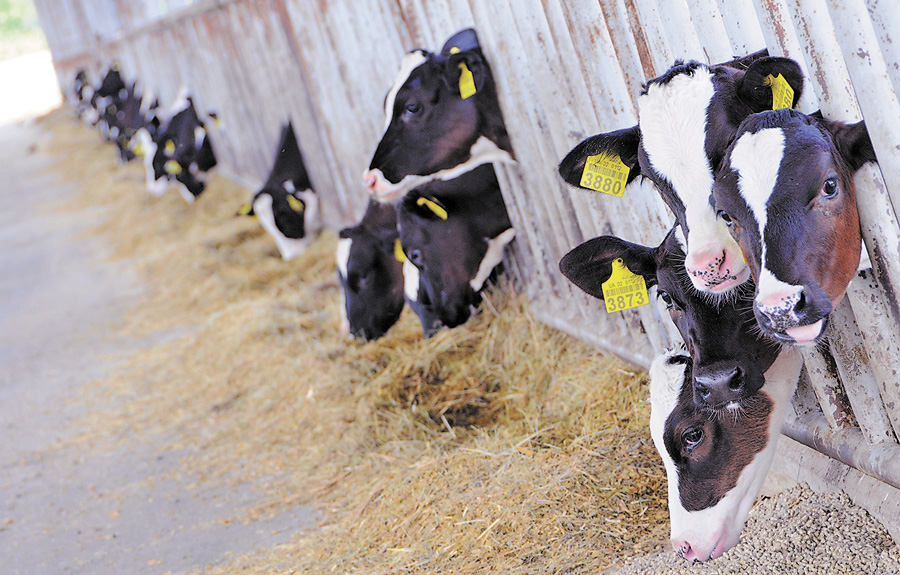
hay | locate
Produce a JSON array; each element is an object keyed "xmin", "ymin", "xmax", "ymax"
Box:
[{"xmin": 38, "ymin": 108, "xmax": 668, "ymax": 574}]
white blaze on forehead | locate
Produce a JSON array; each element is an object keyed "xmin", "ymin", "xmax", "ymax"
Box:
[
  {"xmin": 336, "ymin": 237, "xmax": 352, "ymax": 280},
  {"xmin": 470, "ymin": 228, "xmax": 515, "ymax": 292},
  {"xmin": 730, "ymin": 127, "xmax": 796, "ymax": 299},
  {"xmin": 403, "ymin": 259, "xmax": 421, "ymax": 302},
  {"xmin": 382, "ymin": 51, "xmax": 428, "ymax": 133},
  {"xmin": 639, "ymin": 71, "xmax": 718, "ymax": 245},
  {"xmin": 194, "ymin": 126, "xmax": 206, "ymax": 150}
]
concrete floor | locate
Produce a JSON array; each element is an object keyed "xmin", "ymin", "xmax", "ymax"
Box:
[{"xmin": 0, "ymin": 118, "xmax": 317, "ymax": 574}]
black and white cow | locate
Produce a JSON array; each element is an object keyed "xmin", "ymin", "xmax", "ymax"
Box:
[
  {"xmin": 712, "ymin": 108, "xmax": 878, "ymax": 344},
  {"xmin": 336, "ymin": 200, "xmax": 406, "ymax": 341},
  {"xmin": 364, "ymin": 28, "xmax": 514, "ymax": 203},
  {"xmin": 560, "ymin": 226, "xmax": 802, "ymax": 560},
  {"xmin": 238, "ymin": 122, "xmax": 319, "ymax": 260},
  {"xmin": 398, "ymin": 164, "xmax": 515, "ymax": 329},
  {"xmin": 559, "ymin": 54, "xmax": 804, "ymax": 295},
  {"xmin": 135, "ymin": 94, "xmax": 217, "ymax": 202},
  {"xmin": 86, "ymin": 65, "xmax": 127, "ymax": 135},
  {"xmin": 649, "ymin": 346, "xmax": 801, "ymax": 562},
  {"xmin": 104, "ymin": 82, "xmax": 160, "ymax": 163},
  {"xmin": 559, "ymin": 225, "xmax": 781, "ymax": 409}
]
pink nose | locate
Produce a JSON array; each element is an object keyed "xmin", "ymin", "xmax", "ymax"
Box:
[
  {"xmin": 756, "ymin": 285, "xmax": 802, "ymax": 314},
  {"xmin": 363, "ymin": 171, "xmax": 378, "ymax": 194},
  {"xmin": 685, "ymin": 247, "xmax": 747, "ymax": 291},
  {"xmin": 673, "ymin": 538, "xmax": 701, "ymax": 562}
]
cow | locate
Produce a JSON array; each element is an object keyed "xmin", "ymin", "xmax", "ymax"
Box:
[
  {"xmin": 402, "ymin": 258, "xmax": 444, "ymax": 338},
  {"xmin": 558, "ymin": 54, "xmax": 804, "ymax": 295},
  {"xmin": 237, "ymin": 122, "xmax": 319, "ymax": 260},
  {"xmin": 364, "ymin": 27, "xmax": 514, "ymax": 203},
  {"xmin": 103, "ymin": 82, "xmax": 160, "ymax": 163},
  {"xmin": 559, "ymin": 225, "xmax": 802, "ymax": 561},
  {"xmin": 336, "ymin": 200, "xmax": 406, "ymax": 341},
  {"xmin": 559, "ymin": 225, "xmax": 781, "ymax": 409},
  {"xmin": 85, "ymin": 65, "xmax": 127, "ymax": 135},
  {"xmin": 711, "ymin": 108, "xmax": 878, "ymax": 344},
  {"xmin": 397, "ymin": 164, "xmax": 515, "ymax": 329},
  {"xmin": 71, "ymin": 69, "xmax": 94, "ymax": 120},
  {"xmin": 649, "ymin": 345, "xmax": 802, "ymax": 561},
  {"xmin": 135, "ymin": 94, "xmax": 217, "ymax": 203}
]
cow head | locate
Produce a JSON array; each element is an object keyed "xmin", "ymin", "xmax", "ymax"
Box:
[
  {"xmin": 559, "ymin": 55, "xmax": 804, "ymax": 295},
  {"xmin": 364, "ymin": 28, "xmax": 513, "ymax": 202},
  {"xmin": 336, "ymin": 201, "xmax": 406, "ymax": 341},
  {"xmin": 559, "ymin": 226, "xmax": 781, "ymax": 408},
  {"xmin": 402, "ymin": 258, "xmax": 444, "ymax": 337},
  {"xmin": 712, "ymin": 109, "xmax": 877, "ymax": 345},
  {"xmin": 649, "ymin": 347, "xmax": 801, "ymax": 561}
]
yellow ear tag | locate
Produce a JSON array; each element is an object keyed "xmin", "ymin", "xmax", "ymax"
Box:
[
  {"xmin": 580, "ymin": 153, "xmax": 629, "ymax": 197},
  {"xmin": 164, "ymin": 140, "xmax": 176, "ymax": 156},
  {"xmin": 394, "ymin": 238, "xmax": 407, "ymax": 263},
  {"xmin": 164, "ymin": 160, "xmax": 183, "ymax": 175},
  {"xmin": 133, "ymin": 143, "xmax": 144, "ymax": 157},
  {"xmin": 286, "ymin": 194, "xmax": 305, "ymax": 213},
  {"xmin": 601, "ymin": 259, "xmax": 649, "ymax": 313},
  {"xmin": 766, "ymin": 74, "xmax": 794, "ymax": 110},
  {"xmin": 457, "ymin": 62, "xmax": 476, "ymax": 99},
  {"xmin": 237, "ymin": 202, "xmax": 253, "ymax": 216},
  {"xmin": 416, "ymin": 196, "xmax": 448, "ymax": 220}
]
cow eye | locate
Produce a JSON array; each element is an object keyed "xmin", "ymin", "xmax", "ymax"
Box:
[
  {"xmin": 405, "ymin": 102, "xmax": 421, "ymax": 115},
  {"xmin": 408, "ymin": 249, "xmax": 422, "ymax": 265},
  {"xmin": 821, "ymin": 177, "xmax": 838, "ymax": 199},
  {"xmin": 717, "ymin": 210, "xmax": 733, "ymax": 227},
  {"xmin": 657, "ymin": 290, "xmax": 673, "ymax": 308},
  {"xmin": 682, "ymin": 428, "xmax": 704, "ymax": 449}
]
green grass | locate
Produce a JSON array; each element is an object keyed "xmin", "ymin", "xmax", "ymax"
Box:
[{"xmin": 0, "ymin": 0, "xmax": 48, "ymax": 61}]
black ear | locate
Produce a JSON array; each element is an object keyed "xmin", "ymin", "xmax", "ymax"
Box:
[
  {"xmin": 558, "ymin": 126, "xmax": 641, "ymax": 189},
  {"xmin": 739, "ymin": 56, "xmax": 804, "ymax": 111},
  {"xmin": 339, "ymin": 226, "xmax": 356, "ymax": 239},
  {"xmin": 559, "ymin": 236, "xmax": 658, "ymax": 300},
  {"xmin": 446, "ymin": 49, "xmax": 489, "ymax": 99},
  {"xmin": 441, "ymin": 28, "xmax": 480, "ymax": 54},
  {"xmin": 825, "ymin": 119, "xmax": 878, "ymax": 173}
]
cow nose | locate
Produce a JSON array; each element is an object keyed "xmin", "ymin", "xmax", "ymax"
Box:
[
  {"xmin": 685, "ymin": 246, "xmax": 748, "ymax": 292},
  {"xmin": 693, "ymin": 367, "xmax": 742, "ymax": 408},
  {"xmin": 363, "ymin": 170, "xmax": 378, "ymax": 193},
  {"xmin": 756, "ymin": 284, "xmax": 831, "ymax": 342},
  {"xmin": 672, "ymin": 538, "xmax": 701, "ymax": 562}
]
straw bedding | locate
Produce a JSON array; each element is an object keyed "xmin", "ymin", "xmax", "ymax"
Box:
[{"xmin": 39, "ymin": 108, "xmax": 679, "ymax": 573}]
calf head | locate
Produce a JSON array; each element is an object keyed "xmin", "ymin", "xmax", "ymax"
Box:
[
  {"xmin": 649, "ymin": 346, "xmax": 801, "ymax": 561},
  {"xmin": 336, "ymin": 200, "xmax": 405, "ymax": 341},
  {"xmin": 559, "ymin": 226, "xmax": 781, "ymax": 408},
  {"xmin": 364, "ymin": 28, "xmax": 513, "ymax": 202},
  {"xmin": 713, "ymin": 109, "xmax": 877, "ymax": 345},
  {"xmin": 397, "ymin": 169, "xmax": 514, "ymax": 329},
  {"xmin": 238, "ymin": 122, "xmax": 318, "ymax": 260},
  {"xmin": 559, "ymin": 55, "xmax": 804, "ymax": 295}
]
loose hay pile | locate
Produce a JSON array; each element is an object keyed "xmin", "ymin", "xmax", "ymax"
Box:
[{"xmin": 41, "ymin": 109, "xmax": 669, "ymax": 574}]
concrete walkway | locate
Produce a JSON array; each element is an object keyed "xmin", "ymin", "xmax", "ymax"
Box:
[{"xmin": 0, "ymin": 118, "xmax": 317, "ymax": 574}]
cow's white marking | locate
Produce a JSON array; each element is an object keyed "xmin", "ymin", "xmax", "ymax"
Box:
[
  {"xmin": 730, "ymin": 128, "xmax": 796, "ymax": 308},
  {"xmin": 169, "ymin": 87, "xmax": 190, "ymax": 116},
  {"xmin": 253, "ymin": 193, "xmax": 314, "ymax": 261},
  {"xmin": 382, "ymin": 51, "xmax": 428, "ymax": 133},
  {"xmin": 295, "ymin": 188, "xmax": 321, "ymax": 239},
  {"xmin": 639, "ymin": 69, "xmax": 747, "ymax": 292},
  {"xmin": 650, "ymin": 347, "xmax": 802, "ymax": 562},
  {"xmin": 469, "ymin": 228, "xmax": 515, "ymax": 292},
  {"xmin": 403, "ymin": 260, "xmax": 421, "ymax": 302},
  {"xmin": 194, "ymin": 126, "xmax": 206, "ymax": 150},
  {"xmin": 367, "ymin": 136, "xmax": 514, "ymax": 203},
  {"xmin": 173, "ymin": 180, "xmax": 195, "ymax": 204},
  {"xmin": 336, "ymin": 238, "xmax": 352, "ymax": 279}
]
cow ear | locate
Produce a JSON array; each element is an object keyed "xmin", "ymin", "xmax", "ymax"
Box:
[
  {"xmin": 339, "ymin": 227, "xmax": 356, "ymax": 239},
  {"xmin": 824, "ymin": 119, "xmax": 878, "ymax": 173},
  {"xmin": 559, "ymin": 236, "xmax": 657, "ymax": 300},
  {"xmin": 558, "ymin": 126, "xmax": 641, "ymax": 189},
  {"xmin": 446, "ymin": 50, "xmax": 489, "ymax": 100},
  {"xmin": 441, "ymin": 28, "xmax": 480, "ymax": 55},
  {"xmin": 739, "ymin": 56, "xmax": 804, "ymax": 112}
]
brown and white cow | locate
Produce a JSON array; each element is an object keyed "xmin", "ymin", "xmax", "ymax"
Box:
[
  {"xmin": 559, "ymin": 54, "xmax": 804, "ymax": 295},
  {"xmin": 649, "ymin": 345, "xmax": 801, "ymax": 561},
  {"xmin": 712, "ymin": 108, "xmax": 878, "ymax": 345},
  {"xmin": 364, "ymin": 28, "xmax": 514, "ymax": 203}
]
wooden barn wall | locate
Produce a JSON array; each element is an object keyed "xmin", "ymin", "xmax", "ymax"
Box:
[{"xmin": 34, "ymin": 0, "xmax": 900, "ymax": 521}]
